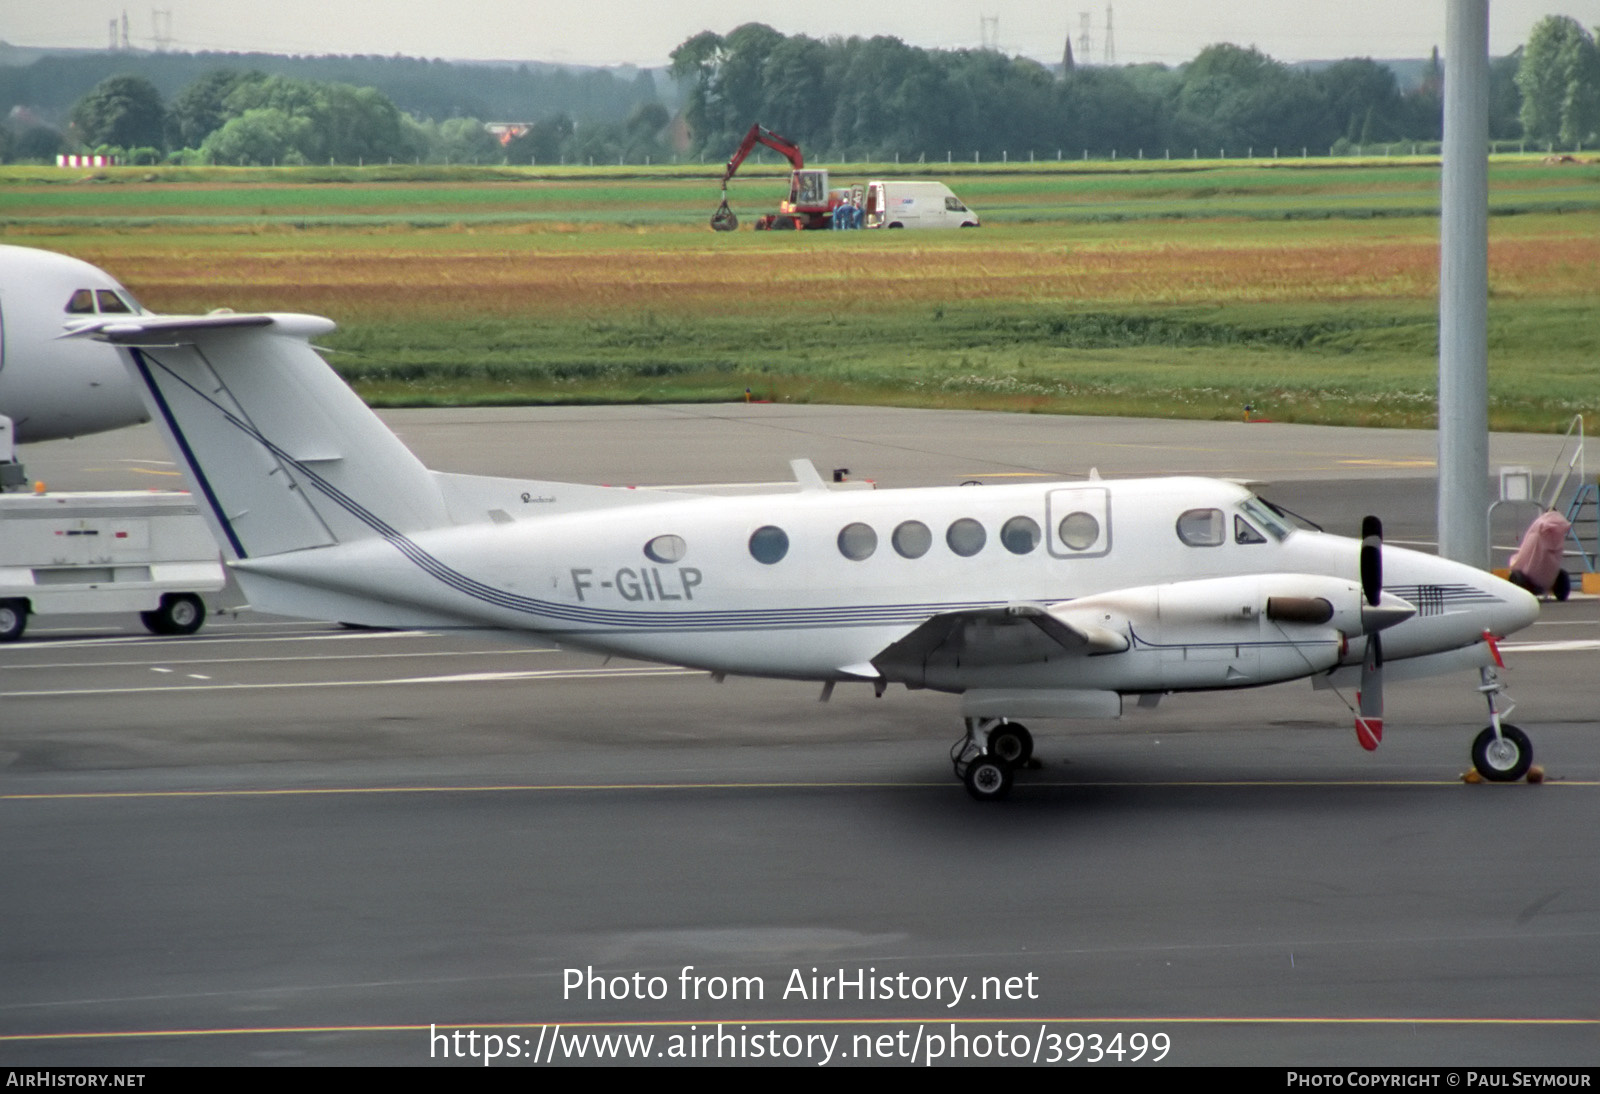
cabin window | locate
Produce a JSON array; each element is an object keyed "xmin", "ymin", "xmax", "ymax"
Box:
[
  {"xmin": 944, "ymin": 196, "xmax": 967, "ymax": 212},
  {"xmin": 644, "ymin": 534, "xmax": 686, "ymax": 563},
  {"xmin": 1000, "ymin": 516, "xmax": 1041, "ymax": 555},
  {"xmin": 892, "ymin": 520, "xmax": 931, "ymax": 559},
  {"xmin": 1234, "ymin": 516, "xmax": 1267, "ymax": 545},
  {"xmin": 1057, "ymin": 511, "xmax": 1100, "ymax": 551},
  {"xmin": 1177, "ymin": 508, "xmax": 1225, "ymax": 547},
  {"xmin": 946, "ymin": 518, "xmax": 986, "ymax": 557},
  {"xmin": 66, "ymin": 289, "xmax": 95, "ymax": 314},
  {"xmin": 748, "ymin": 526, "xmax": 789, "ymax": 565},
  {"xmin": 837, "ymin": 522, "xmax": 877, "ymax": 561}
]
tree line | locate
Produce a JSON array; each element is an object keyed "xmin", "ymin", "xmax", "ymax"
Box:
[
  {"xmin": 2, "ymin": 15, "xmax": 1595, "ymax": 166},
  {"xmin": 671, "ymin": 17, "xmax": 1598, "ymax": 161},
  {"xmin": 2, "ymin": 67, "xmax": 674, "ymax": 167}
]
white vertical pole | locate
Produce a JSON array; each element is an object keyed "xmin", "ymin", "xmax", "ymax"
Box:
[{"xmin": 1438, "ymin": 0, "xmax": 1490, "ymax": 567}]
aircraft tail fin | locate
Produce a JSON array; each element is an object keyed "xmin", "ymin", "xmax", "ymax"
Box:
[{"xmin": 93, "ymin": 313, "xmax": 448, "ymax": 560}]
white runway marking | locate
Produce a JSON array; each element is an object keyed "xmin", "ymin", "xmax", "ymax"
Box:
[
  {"xmin": 1501, "ymin": 639, "xmax": 1600, "ymax": 653},
  {"xmin": 2, "ymin": 665, "xmax": 703, "ymax": 698}
]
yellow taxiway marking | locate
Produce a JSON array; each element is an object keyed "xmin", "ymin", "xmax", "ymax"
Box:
[
  {"xmin": 4, "ymin": 1014, "xmax": 1596, "ymax": 1044},
  {"xmin": 1338, "ymin": 458, "xmax": 1437, "ymax": 468},
  {"xmin": 6, "ymin": 778, "xmax": 1595, "ymax": 802}
]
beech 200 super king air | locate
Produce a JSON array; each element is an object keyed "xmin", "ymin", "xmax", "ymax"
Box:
[{"xmin": 79, "ymin": 307, "xmax": 1542, "ymax": 799}]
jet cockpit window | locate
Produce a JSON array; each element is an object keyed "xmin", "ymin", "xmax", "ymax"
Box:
[
  {"xmin": 66, "ymin": 288, "xmax": 142, "ymax": 315},
  {"xmin": 1176, "ymin": 508, "xmax": 1225, "ymax": 547},
  {"xmin": 96, "ymin": 289, "xmax": 132, "ymax": 314},
  {"xmin": 1234, "ymin": 515, "xmax": 1267, "ymax": 545},
  {"xmin": 749, "ymin": 526, "xmax": 790, "ymax": 565},
  {"xmin": 1238, "ymin": 497, "xmax": 1292, "ymax": 541},
  {"xmin": 837, "ymin": 522, "xmax": 877, "ymax": 561}
]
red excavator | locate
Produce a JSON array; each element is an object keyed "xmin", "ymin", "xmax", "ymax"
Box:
[{"xmin": 710, "ymin": 123, "xmax": 858, "ymax": 231}]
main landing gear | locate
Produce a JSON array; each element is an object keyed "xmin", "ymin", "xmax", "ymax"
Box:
[
  {"xmin": 951, "ymin": 717, "xmax": 1034, "ymax": 801},
  {"xmin": 1470, "ymin": 664, "xmax": 1533, "ymax": 782}
]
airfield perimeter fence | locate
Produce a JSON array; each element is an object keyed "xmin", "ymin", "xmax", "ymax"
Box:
[{"xmin": 500, "ymin": 138, "xmax": 1580, "ymax": 168}]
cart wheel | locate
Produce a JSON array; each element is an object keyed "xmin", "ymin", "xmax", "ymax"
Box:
[
  {"xmin": 0, "ymin": 599, "xmax": 28, "ymax": 642},
  {"xmin": 142, "ymin": 593, "xmax": 206, "ymax": 636}
]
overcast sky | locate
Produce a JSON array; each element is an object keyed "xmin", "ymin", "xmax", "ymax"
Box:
[{"xmin": 10, "ymin": 1, "xmax": 1600, "ymax": 68}]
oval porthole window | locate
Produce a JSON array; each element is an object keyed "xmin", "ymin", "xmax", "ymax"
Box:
[
  {"xmin": 644, "ymin": 534, "xmax": 686, "ymax": 563},
  {"xmin": 748, "ymin": 525, "xmax": 790, "ymax": 565},
  {"xmin": 1058, "ymin": 511, "xmax": 1100, "ymax": 551},
  {"xmin": 837, "ymin": 522, "xmax": 877, "ymax": 561},
  {"xmin": 1000, "ymin": 516, "xmax": 1041, "ymax": 555},
  {"xmin": 892, "ymin": 520, "xmax": 932, "ymax": 559},
  {"xmin": 946, "ymin": 518, "xmax": 986, "ymax": 557}
]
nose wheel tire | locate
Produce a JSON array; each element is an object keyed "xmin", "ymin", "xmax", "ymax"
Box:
[
  {"xmin": 1472, "ymin": 724, "xmax": 1532, "ymax": 782},
  {"xmin": 963, "ymin": 755, "xmax": 1013, "ymax": 801}
]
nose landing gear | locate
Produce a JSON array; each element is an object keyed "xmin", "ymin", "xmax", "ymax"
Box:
[{"xmin": 1470, "ymin": 663, "xmax": 1533, "ymax": 782}]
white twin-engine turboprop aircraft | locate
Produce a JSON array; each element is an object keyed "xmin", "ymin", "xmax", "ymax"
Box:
[{"xmin": 79, "ymin": 308, "xmax": 1540, "ymax": 799}]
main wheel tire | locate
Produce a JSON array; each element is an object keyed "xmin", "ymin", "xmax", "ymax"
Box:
[
  {"xmin": 143, "ymin": 593, "xmax": 205, "ymax": 636},
  {"xmin": 964, "ymin": 755, "xmax": 1012, "ymax": 801},
  {"xmin": 0, "ymin": 599, "xmax": 28, "ymax": 642},
  {"xmin": 988, "ymin": 723, "xmax": 1034, "ymax": 765},
  {"xmin": 1552, "ymin": 569, "xmax": 1571, "ymax": 602},
  {"xmin": 1472, "ymin": 724, "xmax": 1533, "ymax": 782}
]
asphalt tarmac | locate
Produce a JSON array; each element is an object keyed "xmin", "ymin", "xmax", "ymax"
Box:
[{"xmin": 2, "ymin": 407, "xmax": 1596, "ymax": 1067}]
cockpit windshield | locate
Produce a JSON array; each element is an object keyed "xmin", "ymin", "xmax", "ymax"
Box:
[
  {"xmin": 65, "ymin": 287, "xmax": 143, "ymax": 316},
  {"xmin": 1238, "ymin": 496, "xmax": 1293, "ymax": 541}
]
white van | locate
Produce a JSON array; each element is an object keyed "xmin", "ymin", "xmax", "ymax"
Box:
[
  {"xmin": 862, "ymin": 181, "xmax": 980, "ymax": 229},
  {"xmin": 0, "ymin": 490, "xmax": 225, "ymax": 640}
]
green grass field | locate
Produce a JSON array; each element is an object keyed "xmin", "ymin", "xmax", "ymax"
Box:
[{"xmin": 2, "ymin": 157, "xmax": 1596, "ymax": 431}]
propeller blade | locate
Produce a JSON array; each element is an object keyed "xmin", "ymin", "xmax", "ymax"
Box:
[
  {"xmin": 1360, "ymin": 515, "xmax": 1383, "ymax": 607},
  {"xmin": 1355, "ymin": 633, "xmax": 1383, "ymax": 750}
]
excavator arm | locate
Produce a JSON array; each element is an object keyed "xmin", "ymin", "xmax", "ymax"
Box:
[
  {"xmin": 720, "ymin": 123, "xmax": 804, "ymax": 183},
  {"xmin": 712, "ymin": 123, "xmax": 806, "ymax": 231}
]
